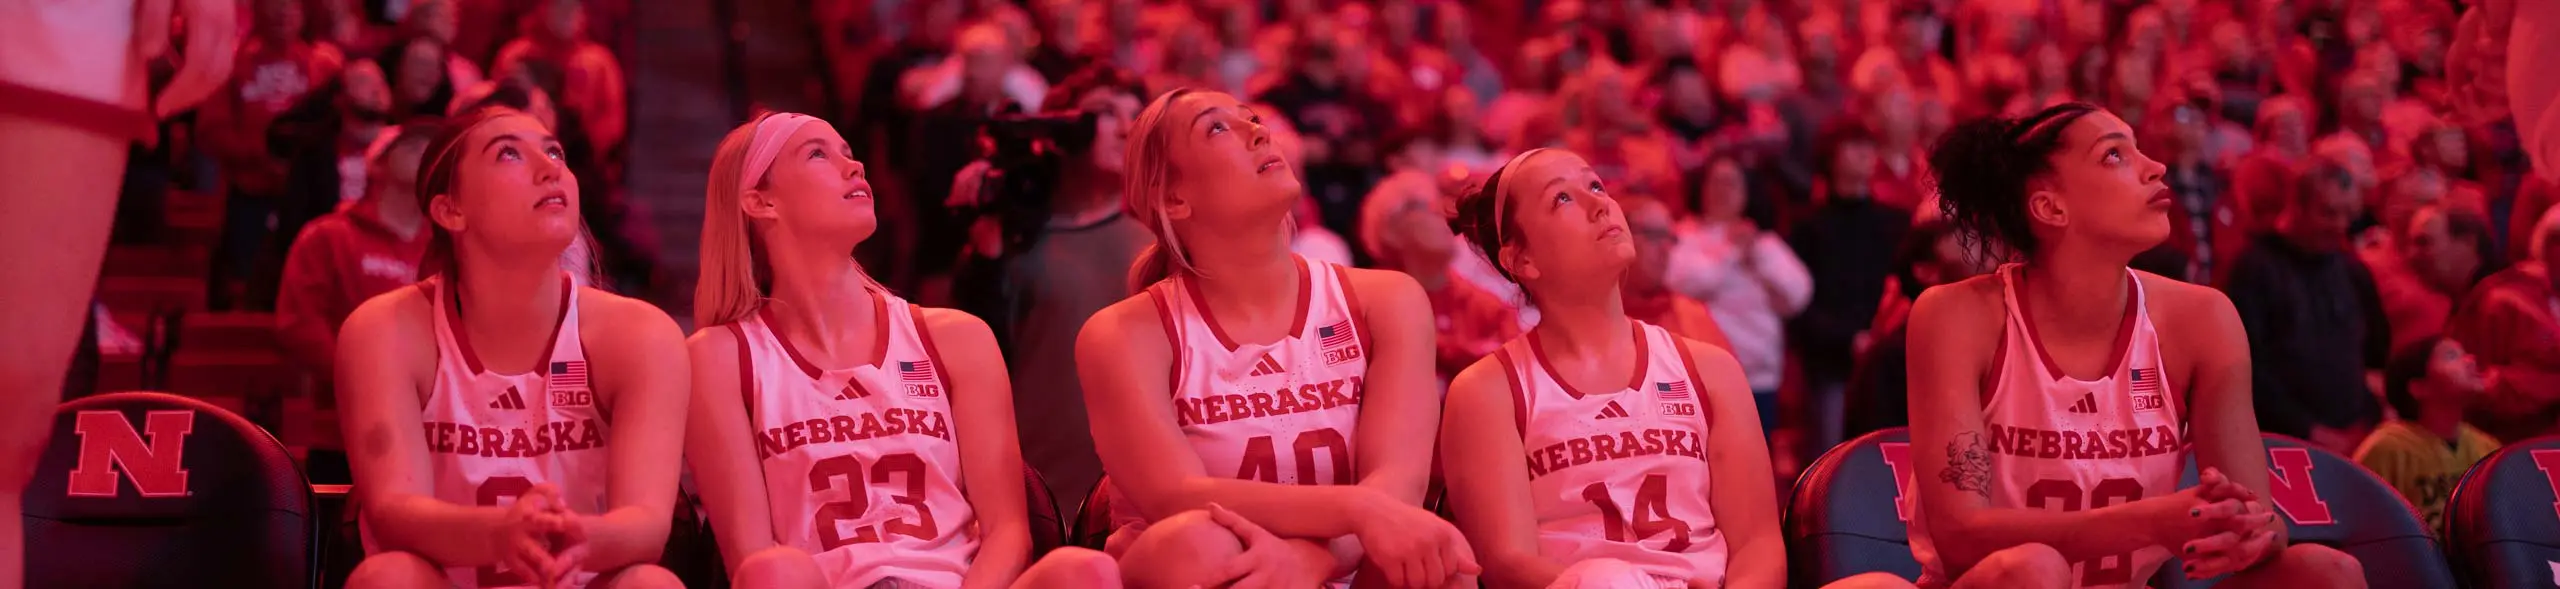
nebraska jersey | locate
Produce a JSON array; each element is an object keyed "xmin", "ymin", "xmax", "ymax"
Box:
[
  {"xmin": 1147, "ymin": 257, "xmax": 1368, "ymax": 488},
  {"xmin": 383, "ymin": 275, "xmax": 611, "ymax": 589},
  {"xmin": 1497, "ymin": 321, "xmax": 1726, "ymax": 585},
  {"xmin": 1908, "ymin": 266, "xmax": 2186, "ymax": 588},
  {"xmin": 728, "ymin": 294, "xmax": 976, "ymax": 588}
]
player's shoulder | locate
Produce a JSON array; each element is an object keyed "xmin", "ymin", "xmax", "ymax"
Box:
[
  {"xmin": 1080, "ymin": 290, "xmax": 1174, "ymax": 352},
  {"xmin": 1337, "ymin": 265, "xmax": 1429, "ymax": 311},
  {"xmin": 342, "ymin": 281, "xmax": 433, "ymax": 338},
  {"xmin": 1447, "ymin": 343, "xmax": 1522, "ymax": 400},
  {"xmin": 1910, "ymin": 272, "xmax": 2006, "ymax": 324},
  {"xmin": 913, "ymin": 306, "xmax": 998, "ymax": 350}
]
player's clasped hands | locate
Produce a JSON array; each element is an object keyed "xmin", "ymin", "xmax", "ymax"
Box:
[
  {"xmin": 2168, "ymin": 468, "xmax": 2281, "ymax": 580},
  {"xmin": 493, "ymin": 484, "xmax": 589, "ymax": 589},
  {"xmin": 1350, "ymin": 493, "xmax": 1481, "ymax": 588},
  {"xmin": 1196, "ymin": 503, "xmax": 1333, "ymax": 589}
]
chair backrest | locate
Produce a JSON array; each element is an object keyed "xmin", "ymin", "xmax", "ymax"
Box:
[
  {"xmin": 2444, "ymin": 435, "xmax": 2560, "ymax": 589},
  {"xmin": 1784, "ymin": 428, "xmax": 1924, "ymax": 585},
  {"xmin": 2245, "ymin": 434, "xmax": 2455, "ymax": 588},
  {"xmin": 22, "ymin": 391, "xmax": 313, "ymax": 588},
  {"xmin": 1072, "ymin": 477, "xmax": 1115, "ymax": 551},
  {"xmin": 1025, "ymin": 465, "xmax": 1064, "ymax": 556}
]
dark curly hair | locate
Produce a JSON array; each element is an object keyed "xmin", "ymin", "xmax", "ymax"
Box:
[{"xmin": 1927, "ymin": 102, "xmax": 2102, "ymax": 262}]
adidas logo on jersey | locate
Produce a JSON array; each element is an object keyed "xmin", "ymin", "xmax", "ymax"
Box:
[
  {"xmin": 2067, "ymin": 392, "xmax": 2099, "ymax": 414},
  {"xmin": 1247, "ymin": 353, "xmax": 1283, "ymax": 377},
  {"xmin": 488, "ymin": 387, "xmax": 529, "ymax": 410},
  {"xmin": 1594, "ymin": 400, "xmax": 1631, "ymax": 420},
  {"xmin": 835, "ymin": 383, "xmax": 869, "ymax": 401}
]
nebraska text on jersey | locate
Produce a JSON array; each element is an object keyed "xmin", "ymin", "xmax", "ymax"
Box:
[
  {"xmin": 1174, "ymin": 375, "xmax": 1365, "ymax": 427},
  {"xmin": 1984, "ymin": 423, "xmax": 2183, "ymax": 461},
  {"xmin": 1525, "ymin": 427, "xmax": 1708, "ymax": 478},
  {"xmin": 422, "ymin": 419, "xmax": 605, "ymax": 457},
  {"xmin": 755, "ymin": 408, "xmax": 954, "ymax": 460}
]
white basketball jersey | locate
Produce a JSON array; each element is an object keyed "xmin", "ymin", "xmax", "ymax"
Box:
[
  {"xmin": 1145, "ymin": 258, "xmax": 1369, "ymax": 489},
  {"xmin": 392, "ymin": 275, "xmax": 611, "ymax": 589},
  {"xmin": 1498, "ymin": 321, "xmax": 1727, "ymax": 585},
  {"xmin": 729, "ymin": 293, "xmax": 976, "ymax": 589},
  {"xmin": 1908, "ymin": 266, "xmax": 2186, "ymax": 588}
]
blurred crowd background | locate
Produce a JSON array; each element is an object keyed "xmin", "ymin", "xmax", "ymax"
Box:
[{"xmin": 76, "ymin": 0, "xmax": 2555, "ymax": 515}]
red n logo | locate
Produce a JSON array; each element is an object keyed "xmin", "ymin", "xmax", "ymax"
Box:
[
  {"xmin": 66, "ymin": 410, "xmax": 195, "ymax": 498},
  {"xmin": 2265, "ymin": 447, "xmax": 2334, "ymax": 525},
  {"xmin": 1881, "ymin": 442, "xmax": 1916, "ymax": 522},
  {"xmin": 2529, "ymin": 450, "xmax": 2560, "ymax": 522}
]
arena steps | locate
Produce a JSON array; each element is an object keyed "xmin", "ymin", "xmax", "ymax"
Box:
[
  {"xmin": 98, "ymin": 275, "xmax": 206, "ymax": 314},
  {"xmin": 179, "ymin": 311, "xmax": 280, "ymax": 353},
  {"xmin": 167, "ymin": 349, "xmax": 294, "ymax": 399},
  {"xmin": 102, "ymin": 244, "xmax": 212, "ymax": 279}
]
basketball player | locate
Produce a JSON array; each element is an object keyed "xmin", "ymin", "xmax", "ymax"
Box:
[
  {"xmin": 0, "ymin": 2, "xmax": 231, "ymax": 586},
  {"xmin": 1074, "ymin": 89, "xmax": 1475, "ymax": 588},
  {"xmin": 1435, "ymin": 148, "xmax": 1905, "ymax": 589},
  {"xmin": 1890, "ymin": 103, "xmax": 2364, "ymax": 589},
  {"xmin": 335, "ymin": 107, "xmax": 685, "ymax": 589},
  {"xmin": 681, "ymin": 112, "xmax": 1118, "ymax": 588}
]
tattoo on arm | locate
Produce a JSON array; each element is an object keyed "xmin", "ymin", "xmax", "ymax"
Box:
[{"xmin": 1938, "ymin": 431, "xmax": 1992, "ymax": 499}]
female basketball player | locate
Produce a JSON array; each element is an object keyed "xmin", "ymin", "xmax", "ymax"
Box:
[
  {"xmin": 1075, "ymin": 89, "xmax": 1475, "ymax": 588},
  {"xmin": 336, "ymin": 106, "xmax": 685, "ymax": 589},
  {"xmin": 680, "ymin": 112, "xmax": 1117, "ymax": 588},
  {"xmin": 1433, "ymin": 146, "xmax": 1777, "ymax": 589},
  {"xmin": 1895, "ymin": 102, "xmax": 2365, "ymax": 588}
]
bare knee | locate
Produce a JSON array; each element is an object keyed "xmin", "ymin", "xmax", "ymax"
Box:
[
  {"xmin": 593, "ymin": 564, "xmax": 683, "ymax": 589},
  {"xmin": 1017, "ymin": 547, "xmax": 1121, "ymax": 589},
  {"xmin": 1958, "ymin": 543, "xmax": 2070, "ymax": 589},
  {"xmin": 1821, "ymin": 571, "xmax": 1920, "ymax": 589},
  {"xmin": 2271, "ymin": 544, "xmax": 2364, "ymax": 588},
  {"xmin": 1119, "ymin": 510, "xmax": 1245, "ymax": 589},
  {"xmin": 345, "ymin": 551, "xmax": 446, "ymax": 589},
  {"xmin": 732, "ymin": 546, "xmax": 826, "ymax": 589}
]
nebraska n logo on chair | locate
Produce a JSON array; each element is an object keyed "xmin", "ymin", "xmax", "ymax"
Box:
[{"xmin": 66, "ymin": 410, "xmax": 195, "ymax": 498}]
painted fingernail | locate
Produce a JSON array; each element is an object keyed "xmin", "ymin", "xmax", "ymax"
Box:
[
  {"xmin": 2185, "ymin": 545, "xmax": 2196, "ymax": 554},
  {"xmin": 2190, "ymin": 508, "xmax": 2201, "ymax": 517}
]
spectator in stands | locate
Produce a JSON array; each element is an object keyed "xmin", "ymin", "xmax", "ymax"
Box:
[
  {"xmin": 1361, "ymin": 162, "xmax": 1517, "ymax": 379},
  {"xmin": 1851, "ymin": 2, "xmax": 1958, "ymax": 109},
  {"xmin": 2151, "ymin": 98, "xmax": 2242, "ymax": 284},
  {"xmin": 381, "ymin": 35, "xmax": 478, "ymax": 119},
  {"xmin": 2354, "ymin": 335, "xmax": 2500, "ymax": 532},
  {"xmin": 494, "ymin": 0, "xmax": 627, "ymax": 158},
  {"xmin": 1863, "ymin": 85, "xmax": 1930, "ymax": 210},
  {"xmin": 898, "ymin": 22, "xmax": 1048, "ymax": 291},
  {"xmin": 2233, "ymin": 96, "xmax": 2312, "ymax": 236},
  {"xmin": 1562, "ymin": 59, "xmax": 1680, "ymax": 202},
  {"xmin": 2224, "ymin": 157, "xmax": 2388, "ymax": 453},
  {"xmin": 268, "ymin": 59, "xmax": 396, "ymax": 282},
  {"xmin": 1663, "ymin": 154, "xmax": 1810, "ymax": 436},
  {"xmin": 1788, "ymin": 121, "xmax": 1909, "ymax": 459},
  {"xmin": 274, "ymin": 120, "xmax": 438, "ymax": 484},
  {"xmin": 2372, "ymin": 205, "xmax": 2497, "ymax": 353},
  {"xmin": 201, "ymin": 0, "xmax": 344, "ymax": 310},
  {"xmin": 1622, "ymin": 197, "xmax": 1731, "ymax": 349},
  {"xmin": 2448, "ymin": 208, "xmax": 2560, "ymax": 443},
  {"xmin": 1843, "ymin": 219, "xmax": 1991, "ymax": 439},
  {"xmin": 1257, "ymin": 17, "xmax": 1394, "ymax": 236}
]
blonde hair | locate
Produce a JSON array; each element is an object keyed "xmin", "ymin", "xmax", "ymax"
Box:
[
  {"xmin": 1124, "ymin": 88, "xmax": 1207, "ymax": 292},
  {"xmin": 695, "ymin": 113, "xmax": 888, "ymax": 327},
  {"xmin": 696, "ymin": 118, "xmax": 769, "ymax": 327}
]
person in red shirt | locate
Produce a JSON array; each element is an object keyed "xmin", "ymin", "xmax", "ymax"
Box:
[
  {"xmin": 277, "ymin": 120, "xmax": 436, "ymax": 383},
  {"xmin": 200, "ymin": 0, "xmax": 343, "ymax": 310}
]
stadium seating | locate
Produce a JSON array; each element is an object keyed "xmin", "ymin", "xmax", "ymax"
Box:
[
  {"xmin": 1073, "ymin": 477, "xmax": 1115, "ymax": 550},
  {"xmin": 2443, "ymin": 435, "xmax": 2560, "ymax": 589},
  {"xmin": 2251, "ymin": 434, "xmax": 2456, "ymax": 588},
  {"xmin": 1026, "ymin": 465, "xmax": 1066, "ymax": 556},
  {"xmin": 1786, "ymin": 429, "xmax": 2455, "ymax": 588},
  {"xmin": 1784, "ymin": 427, "xmax": 1924, "ymax": 585},
  {"xmin": 22, "ymin": 391, "xmax": 313, "ymax": 588}
]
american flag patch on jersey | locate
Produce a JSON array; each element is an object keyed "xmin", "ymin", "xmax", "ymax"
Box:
[
  {"xmin": 1318, "ymin": 320, "xmax": 1361, "ymax": 365},
  {"xmin": 2130, "ymin": 368, "xmax": 2162, "ymax": 393},
  {"xmin": 547, "ymin": 361, "xmax": 587, "ymax": 389},
  {"xmin": 1656, "ymin": 381, "xmax": 1692, "ymax": 400},
  {"xmin": 900, "ymin": 360, "xmax": 938, "ymax": 383}
]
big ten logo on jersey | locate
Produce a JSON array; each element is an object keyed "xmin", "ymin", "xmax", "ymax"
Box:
[
  {"xmin": 550, "ymin": 389, "xmax": 594, "ymax": 408},
  {"xmin": 2128, "ymin": 367, "xmax": 2167, "ymax": 413},
  {"xmin": 67, "ymin": 410, "xmax": 196, "ymax": 498},
  {"xmin": 899, "ymin": 359, "xmax": 944, "ymax": 399},
  {"xmin": 1318, "ymin": 320, "xmax": 1361, "ymax": 366},
  {"xmin": 1655, "ymin": 380, "xmax": 1697, "ymax": 417}
]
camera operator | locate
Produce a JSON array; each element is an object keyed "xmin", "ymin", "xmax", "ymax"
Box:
[{"xmin": 947, "ymin": 64, "xmax": 1151, "ymax": 501}]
